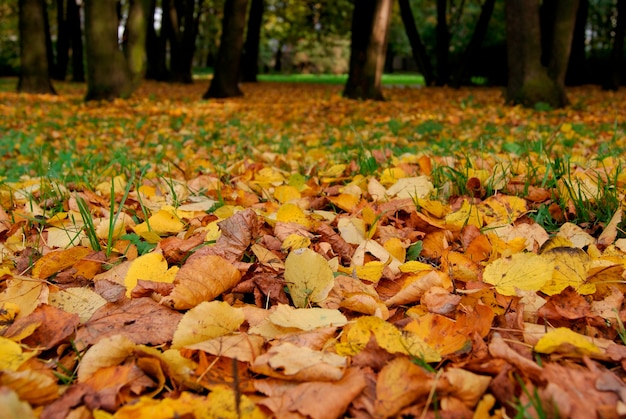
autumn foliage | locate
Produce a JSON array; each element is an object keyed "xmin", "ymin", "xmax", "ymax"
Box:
[{"xmin": 1, "ymin": 81, "xmax": 626, "ymax": 418}]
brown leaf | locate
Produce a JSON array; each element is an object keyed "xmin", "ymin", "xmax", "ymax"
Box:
[
  {"xmin": 32, "ymin": 247, "xmax": 91, "ymax": 279},
  {"xmin": 158, "ymin": 234, "xmax": 205, "ymax": 264},
  {"xmin": 374, "ymin": 357, "xmax": 433, "ymax": 417},
  {"xmin": 315, "ymin": 222, "xmax": 355, "ymax": 264},
  {"xmin": 5, "ymin": 304, "xmax": 79, "ymax": 350},
  {"xmin": 75, "ymin": 297, "xmax": 182, "ymax": 348},
  {"xmin": 164, "ymin": 254, "xmax": 242, "ymax": 310},
  {"xmin": 258, "ymin": 367, "xmax": 367, "ymax": 419}
]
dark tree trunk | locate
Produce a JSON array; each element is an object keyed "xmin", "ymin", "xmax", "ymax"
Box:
[
  {"xmin": 146, "ymin": 0, "xmax": 169, "ymax": 80},
  {"xmin": 67, "ymin": 0, "xmax": 84, "ymax": 82},
  {"xmin": 166, "ymin": 0, "xmax": 202, "ymax": 83},
  {"xmin": 84, "ymin": 0, "xmax": 133, "ymax": 101},
  {"xmin": 451, "ymin": 0, "xmax": 496, "ymax": 87},
  {"xmin": 548, "ymin": 0, "xmax": 579, "ymax": 87},
  {"xmin": 343, "ymin": 0, "xmax": 393, "ymax": 100},
  {"xmin": 54, "ymin": 0, "xmax": 69, "ymax": 80},
  {"xmin": 203, "ymin": 0, "xmax": 249, "ymax": 98},
  {"xmin": 42, "ymin": 0, "xmax": 55, "ymax": 78},
  {"xmin": 124, "ymin": 0, "xmax": 150, "ymax": 86},
  {"xmin": 566, "ymin": 0, "xmax": 587, "ymax": 85},
  {"xmin": 505, "ymin": 0, "xmax": 575, "ymax": 108},
  {"xmin": 18, "ymin": 0, "xmax": 56, "ymax": 94},
  {"xmin": 398, "ymin": 0, "xmax": 434, "ymax": 85},
  {"xmin": 603, "ymin": 0, "xmax": 626, "ymax": 90},
  {"xmin": 241, "ymin": 0, "xmax": 264, "ymax": 82},
  {"xmin": 435, "ymin": 0, "xmax": 449, "ymax": 86},
  {"xmin": 274, "ymin": 44, "xmax": 283, "ymax": 72}
]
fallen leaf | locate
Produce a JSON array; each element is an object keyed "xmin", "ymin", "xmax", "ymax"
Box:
[
  {"xmin": 284, "ymin": 248, "xmax": 334, "ymax": 308},
  {"xmin": 534, "ymin": 327, "xmax": 602, "ymax": 356},
  {"xmin": 171, "ymin": 301, "xmax": 244, "ymax": 348},
  {"xmin": 482, "ymin": 252, "xmax": 554, "ymax": 296}
]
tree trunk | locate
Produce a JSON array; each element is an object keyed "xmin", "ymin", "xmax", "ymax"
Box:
[
  {"xmin": 435, "ymin": 0, "xmax": 449, "ymax": 86},
  {"xmin": 566, "ymin": 0, "xmax": 587, "ymax": 85},
  {"xmin": 54, "ymin": 0, "xmax": 70, "ymax": 80},
  {"xmin": 451, "ymin": 0, "xmax": 496, "ymax": 87},
  {"xmin": 166, "ymin": 0, "xmax": 201, "ymax": 83},
  {"xmin": 343, "ymin": 0, "xmax": 393, "ymax": 101},
  {"xmin": 548, "ymin": 0, "xmax": 579, "ymax": 87},
  {"xmin": 241, "ymin": 0, "xmax": 264, "ymax": 82},
  {"xmin": 398, "ymin": 0, "xmax": 434, "ymax": 85},
  {"xmin": 18, "ymin": 0, "xmax": 56, "ymax": 94},
  {"xmin": 203, "ymin": 0, "xmax": 249, "ymax": 98},
  {"xmin": 146, "ymin": 0, "xmax": 169, "ymax": 80},
  {"xmin": 603, "ymin": 0, "xmax": 626, "ymax": 90},
  {"xmin": 84, "ymin": 0, "xmax": 133, "ymax": 101},
  {"xmin": 124, "ymin": 0, "xmax": 150, "ymax": 86},
  {"xmin": 68, "ymin": 0, "xmax": 84, "ymax": 82},
  {"xmin": 505, "ymin": 0, "xmax": 571, "ymax": 108}
]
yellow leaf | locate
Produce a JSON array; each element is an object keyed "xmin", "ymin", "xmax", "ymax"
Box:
[
  {"xmin": 205, "ymin": 386, "xmax": 267, "ymax": 419},
  {"xmin": 123, "ymin": 250, "xmax": 178, "ymax": 297},
  {"xmin": 374, "ymin": 357, "xmax": 433, "ymax": 417},
  {"xmin": 32, "ymin": 246, "xmax": 91, "ymax": 279},
  {"xmin": 276, "ymin": 203, "xmax": 312, "ymax": 229},
  {"xmin": 281, "ymin": 233, "xmax": 311, "ymax": 252},
  {"xmin": 534, "ymin": 327, "xmax": 601, "ymax": 356},
  {"xmin": 268, "ymin": 304, "xmax": 347, "ymax": 330},
  {"xmin": 328, "ymin": 193, "xmax": 360, "ymax": 212},
  {"xmin": 0, "ymin": 387, "xmax": 36, "ymax": 419},
  {"xmin": 338, "ymin": 261, "xmax": 385, "ymax": 283},
  {"xmin": 416, "ymin": 198, "xmax": 447, "ymax": 218},
  {"xmin": 478, "ymin": 195, "xmax": 527, "ymax": 225},
  {"xmin": 49, "ymin": 287, "xmax": 107, "ymax": 324},
  {"xmin": 0, "ymin": 336, "xmax": 37, "ymax": 371},
  {"xmin": 284, "ymin": 248, "xmax": 334, "ymax": 308},
  {"xmin": 0, "ymin": 278, "xmax": 47, "ymax": 319},
  {"xmin": 337, "ymin": 217, "xmax": 366, "ymax": 245},
  {"xmin": 274, "ymin": 185, "xmax": 301, "ymax": 203},
  {"xmin": 384, "ymin": 237, "xmax": 406, "ymax": 262},
  {"xmin": 134, "ymin": 206, "xmax": 185, "ymax": 236},
  {"xmin": 482, "ymin": 252, "xmax": 554, "ymax": 296},
  {"xmin": 380, "ymin": 167, "xmax": 407, "ymax": 186},
  {"xmin": 386, "ymin": 176, "xmax": 434, "ymax": 199},
  {"xmin": 399, "ymin": 260, "xmax": 434, "ymax": 273},
  {"xmin": 540, "ymin": 247, "xmax": 594, "ymax": 295},
  {"xmin": 445, "ymin": 200, "xmax": 483, "ymax": 231},
  {"xmin": 171, "ymin": 301, "xmax": 244, "ymax": 349},
  {"xmin": 336, "ymin": 316, "xmax": 440, "ymax": 362}
]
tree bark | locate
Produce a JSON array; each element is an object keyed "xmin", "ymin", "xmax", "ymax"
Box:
[
  {"xmin": 566, "ymin": 0, "xmax": 588, "ymax": 85},
  {"xmin": 146, "ymin": 0, "xmax": 169, "ymax": 80},
  {"xmin": 548, "ymin": 0, "xmax": 579, "ymax": 87},
  {"xmin": 505, "ymin": 0, "xmax": 572, "ymax": 108},
  {"xmin": 165, "ymin": 0, "xmax": 202, "ymax": 83},
  {"xmin": 451, "ymin": 0, "xmax": 496, "ymax": 87},
  {"xmin": 435, "ymin": 0, "xmax": 449, "ymax": 86},
  {"xmin": 343, "ymin": 0, "xmax": 393, "ymax": 101},
  {"xmin": 603, "ymin": 0, "xmax": 626, "ymax": 90},
  {"xmin": 124, "ymin": 0, "xmax": 150, "ymax": 86},
  {"xmin": 241, "ymin": 0, "xmax": 264, "ymax": 82},
  {"xmin": 84, "ymin": 0, "xmax": 133, "ymax": 101},
  {"xmin": 203, "ymin": 0, "xmax": 249, "ymax": 98},
  {"xmin": 54, "ymin": 0, "xmax": 69, "ymax": 80},
  {"xmin": 18, "ymin": 0, "xmax": 56, "ymax": 94},
  {"xmin": 398, "ymin": 0, "xmax": 434, "ymax": 85}
]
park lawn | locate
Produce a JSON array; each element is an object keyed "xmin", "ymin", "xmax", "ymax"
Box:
[{"xmin": 0, "ymin": 79, "xmax": 626, "ymax": 417}]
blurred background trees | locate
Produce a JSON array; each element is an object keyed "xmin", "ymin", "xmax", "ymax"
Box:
[{"xmin": 5, "ymin": 0, "xmax": 626, "ymax": 106}]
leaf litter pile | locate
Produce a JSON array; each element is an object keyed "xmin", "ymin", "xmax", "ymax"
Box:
[{"xmin": 1, "ymin": 82, "xmax": 626, "ymax": 418}]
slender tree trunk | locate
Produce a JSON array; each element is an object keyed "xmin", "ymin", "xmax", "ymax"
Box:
[
  {"xmin": 505, "ymin": 0, "xmax": 572, "ymax": 108},
  {"xmin": 166, "ymin": 0, "xmax": 200, "ymax": 83},
  {"xmin": 124, "ymin": 0, "xmax": 150, "ymax": 86},
  {"xmin": 398, "ymin": 0, "xmax": 434, "ymax": 85},
  {"xmin": 435, "ymin": 0, "xmax": 449, "ymax": 86},
  {"xmin": 548, "ymin": 0, "xmax": 579, "ymax": 87},
  {"xmin": 18, "ymin": 0, "xmax": 56, "ymax": 94},
  {"xmin": 67, "ymin": 0, "xmax": 84, "ymax": 82},
  {"xmin": 343, "ymin": 0, "xmax": 393, "ymax": 100},
  {"xmin": 451, "ymin": 0, "xmax": 496, "ymax": 87},
  {"xmin": 566, "ymin": 0, "xmax": 587, "ymax": 85},
  {"xmin": 604, "ymin": 0, "xmax": 626, "ymax": 90},
  {"xmin": 146, "ymin": 0, "xmax": 169, "ymax": 80},
  {"xmin": 54, "ymin": 0, "xmax": 69, "ymax": 80},
  {"xmin": 84, "ymin": 0, "xmax": 133, "ymax": 101},
  {"xmin": 241, "ymin": 0, "xmax": 264, "ymax": 82},
  {"xmin": 203, "ymin": 0, "xmax": 249, "ymax": 98}
]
